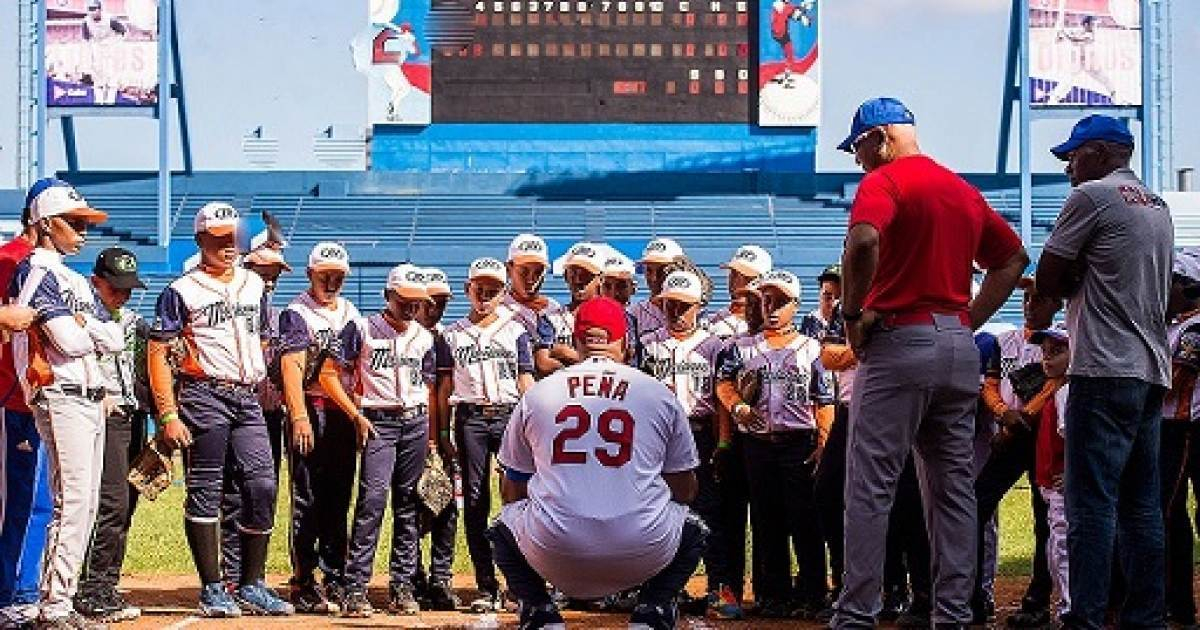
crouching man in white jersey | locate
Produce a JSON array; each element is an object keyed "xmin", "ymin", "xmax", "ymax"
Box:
[{"xmin": 490, "ymin": 297, "xmax": 708, "ymax": 630}]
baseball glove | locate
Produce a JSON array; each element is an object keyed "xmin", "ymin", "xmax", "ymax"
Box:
[
  {"xmin": 661, "ymin": 257, "xmax": 714, "ymax": 307},
  {"xmin": 128, "ymin": 441, "xmax": 173, "ymax": 501},
  {"xmin": 737, "ymin": 368, "xmax": 763, "ymax": 406},
  {"xmin": 417, "ymin": 451, "xmax": 454, "ymax": 515},
  {"xmin": 1008, "ymin": 362, "xmax": 1047, "ymax": 404}
]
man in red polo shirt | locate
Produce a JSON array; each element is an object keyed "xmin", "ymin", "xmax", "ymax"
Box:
[
  {"xmin": 0, "ymin": 181, "xmax": 54, "ymax": 627},
  {"xmin": 830, "ymin": 98, "xmax": 1028, "ymax": 628}
]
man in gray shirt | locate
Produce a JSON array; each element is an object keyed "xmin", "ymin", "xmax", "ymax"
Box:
[{"xmin": 1036, "ymin": 115, "xmax": 1173, "ymax": 629}]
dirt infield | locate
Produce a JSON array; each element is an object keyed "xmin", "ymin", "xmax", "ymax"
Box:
[{"xmin": 113, "ymin": 574, "xmax": 1040, "ymax": 629}]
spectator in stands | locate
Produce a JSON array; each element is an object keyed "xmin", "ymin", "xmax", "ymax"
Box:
[
  {"xmin": 1036, "ymin": 114, "xmax": 1173, "ymax": 628},
  {"xmin": 833, "ymin": 97, "xmax": 1026, "ymax": 627}
]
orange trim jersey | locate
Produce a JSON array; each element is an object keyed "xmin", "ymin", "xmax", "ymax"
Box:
[
  {"xmin": 1164, "ymin": 311, "xmax": 1200, "ymax": 422},
  {"xmin": 150, "ymin": 267, "xmax": 270, "ymax": 385}
]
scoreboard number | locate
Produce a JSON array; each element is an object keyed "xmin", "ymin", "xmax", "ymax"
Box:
[
  {"xmin": 493, "ymin": 1, "xmax": 503, "ymax": 10},
  {"xmin": 736, "ymin": 1, "xmax": 746, "ymax": 10},
  {"xmin": 737, "ymin": 68, "xmax": 749, "ymax": 80},
  {"xmin": 650, "ymin": 1, "xmax": 663, "ymax": 11},
  {"xmin": 678, "ymin": 1, "xmax": 689, "ymax": 10},
  {"xmin": 709, "ymin": 1, "xmax": 720, "ymax": 10}
]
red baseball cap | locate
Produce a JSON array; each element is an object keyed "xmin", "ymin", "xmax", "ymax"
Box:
[{"xmin": 573, "ymin": 297, "xmax": 628, "ymax": 344}]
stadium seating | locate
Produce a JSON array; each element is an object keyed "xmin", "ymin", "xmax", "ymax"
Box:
[{"xmin": 85, "ymin": 186, "xmax": 1060, "ymax": 324}]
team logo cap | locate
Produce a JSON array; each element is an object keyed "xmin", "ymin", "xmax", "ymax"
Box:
[
  {"xmin": 640, "ymin": 237, "xmax": 684, "ymax": 264},
  {"xmin": 721, "ymin": 244, "xmax": 772, "ymax": 278},
  {"xmin": 422, "ymin": 267, "xmax": 452, "ymax": 297},
  {"xmin": 468, "ymin": 257, "xmax": 507, "ymax": 284},
  {"xmin": 308, "ymin": 241, "xmax": 351, "ymax": 273},
  {"xmin": 26, "ymin": 178, "xmax": 108, "ymax": 225},
  {"xmin": 758, "ymin": 269, "xmax": 801, "ymax": 299},
  {"xmin": 659, "ymin": 270, "xmax": 704, "ymax": 304},
  {"xmin": 508, "ymin": 233, "xmax": 549, "ymax": 265},
  {"xmin": 387, "ymin": 263, "xmax": 432, "ymax": 301},
  {"xmin": 193, "ymin": 202, "xmax": 239, "ymax": 236}
]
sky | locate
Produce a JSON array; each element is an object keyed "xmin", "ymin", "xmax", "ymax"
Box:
[{"xmin": 0, "ymin": 0, "xmax": 1196, "ymax": 185}]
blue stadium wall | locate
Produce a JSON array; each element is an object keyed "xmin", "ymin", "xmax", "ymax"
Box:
[{"xmin": 368, "ymin": 123, "xmax": 816, "ymax": 196}]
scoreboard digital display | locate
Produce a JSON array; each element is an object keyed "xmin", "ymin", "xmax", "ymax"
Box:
[
  {"xmin": 360, "ymin": 0, "xmax": 818, "ymax": 126},
  {"xmin": 431, "ymin": 0, "xmax": 752, "ymax": 122}
]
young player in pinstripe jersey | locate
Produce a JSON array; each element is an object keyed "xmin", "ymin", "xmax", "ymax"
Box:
[
  {"xmin": 410, "ymin": 267, "xmax": 460, "ymax": 611},
  {"xmin": 317, "ymin": 263, "xmax": 438, "ymax": 617},
  {"xmin": 276, "ymin": 242, "xmax": 362, "ymax": 614},
  {"xmin": 500, "ymin": 234, "xmax": 560, "ymax": 340},
  {"xmin": 534, "ymin": 243, "xmax": 603, "ymax": 377},
  {"xmin": 716, "ymin": 269, "xmax": 835, "ymax": 618},
  {"xmin": 629, "ymin": 238, "xmax": 686, "ymax": 338},
  {"xmin": 638, "ymin": 270, "xmax": 732, "ymax": 615},
  {"xmin": 704, "ymin": 245, "xmax": 772, "ymax": 341},
  {"xmin": 435, "ymin": 257, "xmax": 535, "ymax": 612}
]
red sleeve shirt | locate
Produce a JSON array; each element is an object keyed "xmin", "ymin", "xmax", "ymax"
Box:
[
  {"xmin": 848, "ymin": 155, "xmax": 1023, "ymax": 314},
  {"xmin": 0, "ymin": 237, "xmax": 36, "ymax": 412}
]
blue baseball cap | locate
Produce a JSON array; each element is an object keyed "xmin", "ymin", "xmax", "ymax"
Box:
[
  {"xmin": 837, "ymin": 97, "xmax": 915, "ymax": 153},
  {"xmin": 1050, "ymin": 115, "xmax": 1134, "ymax": 161}
]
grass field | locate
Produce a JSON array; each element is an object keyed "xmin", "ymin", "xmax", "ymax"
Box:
[{"xmin": 124, "ymin": 467, "xmax": 1048, "ymax": 578}]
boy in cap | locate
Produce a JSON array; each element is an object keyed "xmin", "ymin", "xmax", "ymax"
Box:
[
  {"xmin": 8, "ymin": 180, "xmax": 123, "ymax": 629},
  {"xmin": 0, "ymin": 181, "xmax": 55, "ymax": 628},
  {"xmin": 706, "ymin": 245, "xmax": 772, "ymax": 340},
  {"xmin": 219, "ymin": 243, "xmax": 292, "ymax": 590},
  {"xmin": 534, "ymin": 243, "xmax": 604, "ymax": 377},
  {"xmin": 716, "ymin": 269, "xmax": 835, "ymax": 618},
  {"xmin": 630, "ymin": 237, "xmax": 686, "ymax": 337},
  {"xmin": 501, "ymin": 234, "xmax": 560, "ymax": 339},
  {"xmin": 277, "ymin": 242, "xmax": 362, "ymax": 614},
  {"xmin": 412, "ymin": 267, "xmax": 460, "ymax": 611},
  {"xmin": 74, "ymin": 247, "xmax": 149, "ymax": 624},
  {"xmin": 1159, "ymin": 248, "xmax": 1200, "ymax": 625},
  {"xmin": 318, "ymin": 264, "xmax": 438, "ymax": 617},
  {"xmin": 435, "ymin": 257, "xmax": 535, "ymax": 612},
  {"xmin": 148, "ymin": 202, "xmax": 292, "ymax": 617},
  {"xmin": 639, "ymin": 270, "xmax": 732, "ymax": 614}
]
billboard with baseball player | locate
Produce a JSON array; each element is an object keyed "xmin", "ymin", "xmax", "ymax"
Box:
[
  {"xmin": 45, "ymin": 0, "xmax": 160, "ymax": 108},
  {"xmin": 354, "ymin": 0, "xmax": 433, "ymax": 125},
  {"xmin": 1029, "ymin": 0, "xmax": 1142, "ymax": 107},
  {"xmin": 758, "ymin": 0, "xmax": 818, "ymax": 127}
]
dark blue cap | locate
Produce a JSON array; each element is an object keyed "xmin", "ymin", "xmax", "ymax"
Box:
[
  {"xmin": 1051, "ymin": 115, "xmax": 1134, "ymax": 160},
  {"xmin": 837, "ymin": 97, "xmax": 915, "ymax": 153}
]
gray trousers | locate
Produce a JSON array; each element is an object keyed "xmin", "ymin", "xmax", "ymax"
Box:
[{"xmin": 833, "ymin": 314, "xmax": 980, "ymax": 627}]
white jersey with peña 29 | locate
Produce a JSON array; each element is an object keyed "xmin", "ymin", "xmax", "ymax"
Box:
[{"xmin": 497, "ymin": 356, "xmax": 699, "ymax": 599}]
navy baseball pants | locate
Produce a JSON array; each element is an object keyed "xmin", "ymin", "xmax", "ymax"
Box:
[
  {"xmin": 456, "ymin": 406, "xmax": 510, "ymax": 594},
  {"xmin": 287, "ymin": 398, "xmax": 356, "ymax": 586},
  {"xmin": 344, "ymin": 409, "xmax": 428, "ymax": 591},
  {"xmin": 220, "ymin": 407, "xmax": 282, "ymax": 584}
]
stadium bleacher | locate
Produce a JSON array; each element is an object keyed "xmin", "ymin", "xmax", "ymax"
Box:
[{"xmin": 80, "ymin": 186, "xmax": 1064, "ymax": 324}]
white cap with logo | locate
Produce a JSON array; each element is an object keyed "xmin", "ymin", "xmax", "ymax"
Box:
[
  {"xmin": 563, "ymin": 242, "xmax": 604, "ymax": 275},
  {"xmin": 387, "ymin": 263, "xmax": 431, "ymax": 300},
  {"xmin": 26, "ymin": 179, "xmax": 108, "ymax": 224},
  {"xmin": 468, "ymin": 257, "xmax": 508, "ymax": 284},
  {"xmin": 508, "ymin": 233, "xmax": 550, "ymax": 265},
  {"xmin": 758, "ymin": 269, "xmax": 801, "ymax": 300},
  {"xmin": 603, "ymin": 251, "xmax": 636, "ymax": 278},
  {"xmin": 659, "ymin": 270, "xmax": 704, "ymax": 304},
  {"xmin": 308, "ymin": 242, "xmax": 350, "ymax": 273},
  {"xmin": 423, "ymin": 267, "xmax": 452, "ymax": 296},
  {"xmin": 722, "ymin": 245, "xmax": 772, "ymax": 278},
  {"xmin": 194, "ymin": 202, "xmax": 240, "ymax": 236},
  {"xmin": 640, "ymin": 237, "xmax": 685, "ymax": 265}
]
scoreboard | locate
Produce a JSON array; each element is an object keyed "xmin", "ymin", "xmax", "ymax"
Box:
[{"xmin": 431, "ymin": 0, "xmax": 753, "ymax": 122}]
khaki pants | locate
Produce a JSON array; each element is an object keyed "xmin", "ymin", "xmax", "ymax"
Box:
[{"xmin": 31, "ymin": 389, "xmax": 105, "ymax": 621}]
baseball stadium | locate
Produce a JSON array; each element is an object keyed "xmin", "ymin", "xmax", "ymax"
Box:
[{"xmin": 0, "ymin": 0, "xmax": 1198, "ymax": 628}]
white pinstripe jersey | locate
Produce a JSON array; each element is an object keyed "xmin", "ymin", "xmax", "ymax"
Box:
[
  {"xmin": 639, "ymin": 328, "xmax": 723, "ymax": 418},
  {"xmin": 280, "ymin": 292, "xmax": 361, "ymax": 396},
  {"xmin": 995, "ymin": 328, "xmax": 1043, "ymax": 407},
  {"xmin": 338, "ymin": 314, "xmax": 436, "ymax": 410},
  {"xmin": 437, "ymin": 315, "xmax": 533, "ymax": 405},
  {"xmin": 1163, "ymin": 312, "xmax": 1200, "ymax": 421},
  {"xmin": 718, "ymin": 332, "xmax": 831, "ymax": 432},
  {"xmin": 702, "ymin": 307, "xmax": 748, "ymax": 341},
  {"xmin": 535, "ymin": 303, "xmax": 576, "ymax": 350},
  {"xmin": 629, "ymin": 298, "xmax": 668, "ymax": 338},
  {"xmin": 153, "ymin": 267, "xmax": 267, "ymax": 385},
  {"xmin": 500, "ymin": 294, "xmax": 561, "ymax": 340}
]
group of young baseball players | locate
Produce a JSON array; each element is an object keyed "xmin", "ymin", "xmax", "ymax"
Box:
[{"xmin": 0, "ymin": 174, "xmax": 1195, "ymax": 630}]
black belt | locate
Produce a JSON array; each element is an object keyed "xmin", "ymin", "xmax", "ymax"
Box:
[
  {"xmin": 183, "ymin": 378, "xmax": 256, "ymax": 395},
  {"xmin": 456, "ymin": 403, "xmax": 515, "ymax": 418},
  {"xmin": 745, "ymin": 428, "xmax": 817, "ymax": 445},
  {"xmin": 365, "ymin": 404, "xmax": 427, "ymax": 420},
  {"xmin": 57, "ymin": 384, "xmax": 107, "ymax": 402}
]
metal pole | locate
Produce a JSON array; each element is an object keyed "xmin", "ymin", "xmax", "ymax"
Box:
[
  {"xmin": 61, "ymin": 117, "xmax": 78, "ymax": 172},
  {"xmin": 1019, "ymin": 0, "xmax": 1032, "ymax": 246},
  {"xmin": 1140, "ymin": 0, "xmax": 1155, "ymax": 190},
  {"xmin": 35, "ymin": 0, "xmax": 47, "ymax": 178},
  {"xmin": 997, "ymin": 0, "xmax": 1021, "ymax": 174},
  {"xmin": 157, "ymin": 0, "xmax": 171, "ymax": 248}
]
